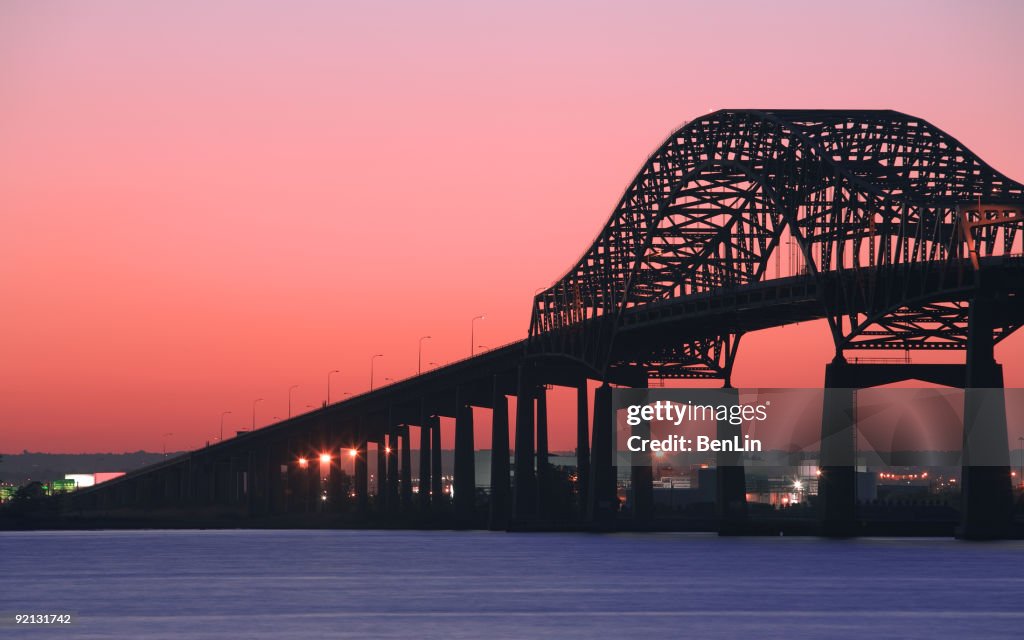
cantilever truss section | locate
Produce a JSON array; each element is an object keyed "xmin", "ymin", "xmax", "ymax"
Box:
[{"xmin": 527, "ymin": 109, "xmax": 1024, "ymax": 377}]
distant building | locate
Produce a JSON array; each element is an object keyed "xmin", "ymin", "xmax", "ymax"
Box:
[{"xmin": 63, "ymin": 472, "xmax": 125, "ymax": 489}]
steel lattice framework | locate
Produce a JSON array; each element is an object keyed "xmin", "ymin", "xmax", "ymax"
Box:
[{"xmin": 527, "ymin": 109, "xmax": 1024, "ymax": 380}]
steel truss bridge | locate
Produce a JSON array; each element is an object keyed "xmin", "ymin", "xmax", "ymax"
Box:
[{"xmin": 66, "ymin": 110, "xmax": 1024, "ymax": 538}]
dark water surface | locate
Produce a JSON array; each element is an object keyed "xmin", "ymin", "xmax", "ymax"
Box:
[{"xmin": 2, "ymin": 530, "xmax": 1022, "ymax": 639}]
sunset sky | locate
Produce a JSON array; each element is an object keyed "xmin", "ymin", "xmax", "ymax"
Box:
[{"xmin": 2, "ymin": 1, "xmax": 1023, "ymax": 453}]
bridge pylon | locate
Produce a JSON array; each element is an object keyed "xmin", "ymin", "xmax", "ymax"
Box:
[{"xmin": 958, "ymin": 294, "xmax": 1013, "ymax": 540}]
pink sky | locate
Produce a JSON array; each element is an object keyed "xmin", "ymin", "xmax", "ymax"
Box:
[{"xmin": 2, "ymin": 1, "xmax": 1023, "ymax": 453}]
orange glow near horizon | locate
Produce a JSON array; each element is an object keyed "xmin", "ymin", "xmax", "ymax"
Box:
[{"xmin": 2, "ymin": 2, "xmax": 1024, "ymax": 453}]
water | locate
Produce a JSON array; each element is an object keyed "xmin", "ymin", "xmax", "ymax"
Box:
[{"xmin": 1, "ymin": 530, "xmax": 1022, "ymax": 639}]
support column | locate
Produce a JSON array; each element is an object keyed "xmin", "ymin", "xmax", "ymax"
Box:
[
  {"xmin": 454, "ymin": 391, "xmax": 476, "ymax": 526},
  {"xmin": 290, "ymin": 448, "xmax": 309, "ymax": 513},
  {"xmin": 355, "ymin": 438, "xmax": 368, "ymax": 514},
  {"xmin": 246, "ymin": 450, "xmax": 258, "ymax": 515},
  {"xmin": 376, "ymin": 436, "xmax": 387, "ymax": 507},
  {"xmin": 959, "ymin": 295, "xmax": 1013, "ymax": 539},
  {"xmin": 270, "ymin": 448, "xmax": 287, "ymax": 515},
  {"xmin": 576, "ymin": 379, "xmax": 590, "ymax": 516},
  {"xmin": 308, "ymin": 451, "xmax": 322, "ymax": 512},
  {"xmin": 489, "ymin": 379, "xmax": 511, "ymax": 530},
  {"xmin": 184, "ymin": 455, "xmax": 196, "ymax": 508},
  {"xmin": 430, "ymin": 414, "xmax": 443, "ymax": 503},
  {"xmin": 536, "ymin": 384, "xmax": 550, "ymax": 518},
  {"xmin": 631, "ymin": 383, "xmax": 654, "ymax": 525},
  {"xmin": 418, "ymin": 411, "xmax": 431, "ymax": 510},
  {"xmin": 819, "ymin": 360, "xmax": 857, "ymax": 536},
  {"xmin": 716, "ymin": 386, "xmax": 748, "ymax": 533},
  {"xmin": 401, "ymin": 427, "xmax": 413, "ymax": 509},
  {"xmin": 327, "ymin": 447, "xmax": 345, "ymax": 512},
  {"xmin": 513, "ymin": 365, "xmax": 537, "ymax": 519},
  {"xmin": 588, "ymin": 382, "xmax": 616, "ymax": 523},
  {"xmin": 387, "ymin": 427, "xmax": 399, "ymax": 513}
]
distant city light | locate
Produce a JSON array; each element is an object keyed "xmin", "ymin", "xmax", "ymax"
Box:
[
  {"xmin": 348, "ymin": 448, "xmax": 358, "ymax": 458},
  {"xmin": 319, "ymin": 453, "xmax": 332, "ymax": 464},
  {"xmin": 297, "ymin": 457, "xmax": 309, "ymax": 468},
  {"xmin": 793, "ymin": 480, "xmax": 803, "ymax": 490}
]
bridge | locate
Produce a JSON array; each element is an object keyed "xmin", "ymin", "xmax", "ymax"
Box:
[{"xmin": 64, "ymin": 109, "xmax": 1024, "ymax": 539}]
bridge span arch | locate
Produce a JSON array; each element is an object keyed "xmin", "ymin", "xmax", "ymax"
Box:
[{"xmin": 528, "ymin": 109, "xmax": 1024, "ymax": 381}]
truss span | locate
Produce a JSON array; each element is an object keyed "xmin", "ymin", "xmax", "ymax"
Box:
[{"xmin": 527, "ymin": 109, "xmax": 1024, "ymax": 378}]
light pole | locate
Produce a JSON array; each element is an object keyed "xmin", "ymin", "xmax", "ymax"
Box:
[
  {"xmin": 327, "ymin": 369, "xmax": 340, "ymax": 404},
  {"xmin": 471, "ymin": 315, "xmax": 485, "ymax": 356},
  {"xmin": 219, "ymin": 411, "xmax": 231, "ymax": 442},
  {"xmin": 418, "ymin": 336, "xmax": 431, "ymax": 374},
  {"xmin": 162, "ymin": 432, "xmax": 173, "ymax": 457},
  {"xmin": 370, "ymin": 354, "xmax": 383, "ymax": 391},
  {"xmin": 288, "ymin": 384, "xmax": 300, "ymax": 418},
  {"xmin": 252, "ymin": 398, "xmax": 263, "ymax": 430}
]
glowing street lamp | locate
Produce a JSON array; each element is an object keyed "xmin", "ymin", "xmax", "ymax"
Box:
[
  {"xmin": 297, "ymin": 457, "xmax": 309, "ymax": 469},
  {"xmin": 319, "ymin": 452, "xmax": 332, "ymax": 465}
]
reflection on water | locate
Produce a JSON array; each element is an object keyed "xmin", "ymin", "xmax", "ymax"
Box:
[{"xmin": 1, "ymin": 530, "xmax": 1023, "ymax": 639}]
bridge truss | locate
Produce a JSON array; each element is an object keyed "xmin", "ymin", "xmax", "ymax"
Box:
[{"xmin": 528, "ymin": 109, "xmax": 1024, "ymax": 381}]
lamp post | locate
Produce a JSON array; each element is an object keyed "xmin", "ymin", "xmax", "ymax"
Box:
[
  {"xmin": 252, "ymin": 398, "xmax": 263, "ymax": 430},
  {"xmin": 162, "ymin": 432, "xmax": 173, "ymax": 457},
  {"xmin": 471, "ymin": 315, "xmax": 485, "ymax": 356},
  {"xmin": 326, "ymin": 369, "xmax": 340, "ymax": 404},
  {"xmin": 370, "ymin": 354, "xmax": 383, "ymax": 391},
  {"xmin": 219, "ymin": 411, "xmax": 231, "ymax": 442},
  {"xmin": 418, "ymin": 336, "xmax": 431, "ymax": 375},
  {"xmin": 288, "ymin": 384, "xmax": 300, "ymax": 418}
]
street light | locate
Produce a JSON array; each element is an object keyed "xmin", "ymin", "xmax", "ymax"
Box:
[
  {"xmin": 471, "ymin": 315, "xmax": 485, "ymax": 356},
  {"xmin": 418, "ymin": 336, "xmax": 432, "ymax": 375},
  {"xmin": 252, "ymin": 398, "xmax": 263, "ymax": 430},
  {"xmin": 288, "ymin": 384, "xmax": 300, "ymax": 418},
  {"xmin": 327, "ymin": 369, "xmax": 340, "ymax": 404},
  {"xmin": 370, "ymin": 354, "xmax": 383, "ymax": 391},
  {"xmin": 219, "ymin": 411, "xmax": 232, "ymax": 442},
  {"xmin": 162, "ymin": 432, "xmax": 173, "ymax": 457}
]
